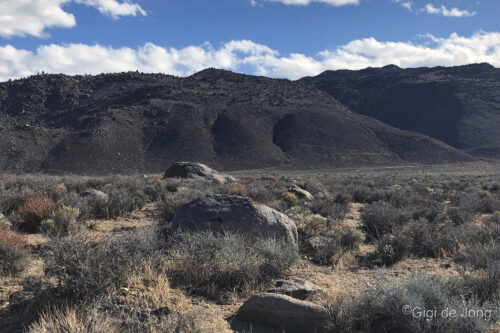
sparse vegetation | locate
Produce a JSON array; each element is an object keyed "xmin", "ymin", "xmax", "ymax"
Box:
[
  {"xmin": 166, "ymin": 231, "xmax": 298, "ymax": 297},
  {"xmin": 2, "ymin": 168, "xmax": 500, "ymax": 332}
]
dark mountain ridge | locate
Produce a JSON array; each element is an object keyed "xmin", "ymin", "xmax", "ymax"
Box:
[
  {"xmin": 301, "ymin": 63, "xmax": 500, "ymax": 159},
  {"xmin": 0, "ymin": 69, "xmax": 473, "ymax": 174}
]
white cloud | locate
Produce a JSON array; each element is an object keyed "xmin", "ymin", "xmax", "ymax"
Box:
[
  {"xmin": 1, "ymin": 32, "xmax": 499, "ymax": 81},
  {"xmin": 252, "ymin": 0, "xmax": 359, "ymax": 6},
  {"xmin": 0, "ymin": 0, "xmax": 76, "ymax": 38},
  {"xmin": 0, "ymin": 0, "xmax": 145, "ymax": 38},
  {"xmin": 393, "ymin": 0, "xmax": 413, "ymax": 11},
  {"xmin": 423, "ymin": 3, "xmax": 475, "ymax": 17},
  {"xmin": 74, "ymin": 0, "xmax": 146, "ymax": 19}
]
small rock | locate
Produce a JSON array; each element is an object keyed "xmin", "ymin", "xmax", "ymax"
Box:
[
  {"xmin": 237, "ymin": 293, "xmax": 328, "ymax": 333},
  {"xmin": 288, "ymin": 185, "xmax": 314, "ymax": 201},
  {"xmin": 164, "ymin": 162, "xmax": 235, "ymax": 183},
  {"xmin": 303, "ymin": 236, "xmax": 330, "ymax": 254},
  {"xmin": 0, "ymin": 213, "xmax": 12, "ymax": 228},
  {"xmin": 269, "ymin": 280, "xmax": 322, "ymax": 300},
  {"xmin": 80, "ymin": 189, "xmax": 109, "ymax": 202}
]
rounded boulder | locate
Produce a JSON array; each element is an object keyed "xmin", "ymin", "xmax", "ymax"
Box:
[{"xmin": 172, "ymin": 195, "xmax": 298, "ymax": 245}]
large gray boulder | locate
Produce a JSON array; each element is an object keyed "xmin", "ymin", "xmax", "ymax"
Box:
[
  {"xmin": 237, "ymin": 293, "xmax": 328, "ymax": 332},
  {"xmin": 172, "ymin": 195, "xmax": 298, "ymax": 245},
  {"xmin": 163, "ymin": 162, "xmax": 235, "ymax": 183}
]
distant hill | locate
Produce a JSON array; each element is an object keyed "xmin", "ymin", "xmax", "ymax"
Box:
[
  {"xmin": 0, "ymin": 69, "xmax": 473, "ymax": 174},
  {"xmin": 301, "ymin": 63, "xmax": 500, "ymax": 159}
]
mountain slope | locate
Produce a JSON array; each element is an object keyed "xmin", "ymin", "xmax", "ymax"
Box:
[
  {"xmin": 301, "ymin": 63, "xmax": 500, "ymax": 159},
  {"xmin": 0, "ymin": 69, "xmax": 473, "ymax": 174}
]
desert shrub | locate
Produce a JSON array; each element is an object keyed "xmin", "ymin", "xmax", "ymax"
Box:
[
  {"xmin": 334, "ymin": 192, "xmax": 351, "ymax": 204},
  {"xmin": 281, "ymin": 192, "xmax": 298, "ymax": 208},
  {"xmin": 460, "ymin": 194, "xmax": 500, "ymax": 214},
  {"xmin": 447, "ymin": 207, "xmax": 472, "ymax": 225},
  {"xmin": 457, "ymin": 240, "xmax": 500, "ymax": 270},
  {"xmin": 347, "ymin": 275, "xmax": 495, "ymax": 333},
  {"xmin": 247, "ymin": 182, "xmax": 278, "ymax": 204},
  {"xmin": 44, "ymin": 228, "xmax": 158, "ymax": 300},
  {"xmin": 360, "ymin": 202, "xmax": 410, "ymax": 239},
  {"xmin": 456, "ymin": 264, "xmax": 500, "ymax": 304},
  {"xmin": 350, "ymin": 186, "xmax": 384, "ymax": 204},
  {"xmin": 310, "ymin": 196, "xmax": 350, "ymax": 220},
  {"xmin": 309, "ymin": 228, "xmax": 364, "ymax": 266},
  {"xmin": 376, "ymin": 219, "xmax": 466, "ymax": 265},
  {"xmin": 485, "ymin": 211, "xmax": 500, "ymax": 225},
  {"xmin": 28, "ymin": 306, "xmax": 118, "ymax": 333},
  {"xmin": 17, "ymin": 194, "xmax": 58, "ymax": 232},
  {"xmin": 0, "ymin": 228, "xmax": 28, "ymax": 276},
  {"xmin": 288, "ymin": 208, "xmax": 329, "ymax": 237},
  {"xmin": 40, "ymin": 206, "xmax": 80, "ymax": 236},
  {"xmin": 376, "ymin": 233, "xmax": 411, "ymax": 266},
  {"xmin": 166, "ymin": 231, "xmax": 297, "ymax": 296}
]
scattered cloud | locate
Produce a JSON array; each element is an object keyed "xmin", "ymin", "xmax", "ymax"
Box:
[
  {"xmin": 393, "ymin": 0, "xmax": 413, "ymax": 11},
  {"xmin": 423, "ymin": 3, "xmax": 476, "ymax": 17},
  {"xmin": 0, "ymin": 0, "xmax": 145, "ymax": 38},
  {"xmin": 74, "ymin": 0, "xmax": 146, "ymax": 19},
  {"xmin": 1, "ymin": 32, "xmax": 499, "ymax": 81},
  {"xmin": 251, "ymin": 0, "xmax": 359, "ymax": 6},
  {"xmin": 0, "ymin": 0, "xmax": 76, "ymax": 38}
]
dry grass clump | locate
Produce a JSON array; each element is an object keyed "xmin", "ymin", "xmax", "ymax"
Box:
[
  {"xmin": 28, "ymin": 306, "xmax": 118, "ymax": 333},
  {"xmin": 44, "ymin": 228, "xmax": 159, "ymax": 300},
  {"xmin": 17, "ymin": 194, "xmax": 59, "ymax": 232},
  {"xmin": 324, "ymin": 275, "xmax": 498, "ymax": 333},
  {"xmin": 0, "ymin": 227, "xmax": 29, "ymax": 276},
  {"xmin": 166, "ymin": 231, "xmax": 298, "ymax": 297}
]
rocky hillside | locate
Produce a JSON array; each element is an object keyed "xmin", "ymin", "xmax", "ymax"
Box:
[
  {"xmin": 0, "ymin": 69, "xmax": 473, "ymax": 174},
  {"xmin": 301, "ymin": 63, "xmax": 500, "ymax": 159}
]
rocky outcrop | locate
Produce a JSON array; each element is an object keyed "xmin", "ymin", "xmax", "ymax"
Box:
[
  {"xmin": 164, "ymin": 162, "xmax": 235, "ymax": 183},
  {"xmin": 172, "ymin": 195, "xmax": 298, "ymax": 245},
  {"xmin": 237, "ymin": 293, "xmax": 328, "ymax": 332}
]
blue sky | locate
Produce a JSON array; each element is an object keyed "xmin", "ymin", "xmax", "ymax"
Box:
[{"xmin": 0, "ymin": 0, "xmax": 499, "ymax": 81}]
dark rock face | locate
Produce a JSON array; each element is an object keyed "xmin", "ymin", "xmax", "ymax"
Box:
[
  {"xmin": 0, "ymin": 69, "xmax": 474, "ymax": 174},
  {"xmin": 163, "ymin": 162, "xmax": 235, "ymax": 183},
  {"xmin": 301, "ymin": 63, "xmax": 500, "ymax": 159},
  {"xmin": 172, "ymin": 195, "xmax": 298, "ymax": 245},
  {"xmin": 237, "ymin": 293, "xmax": 328, "ymax": 333}
]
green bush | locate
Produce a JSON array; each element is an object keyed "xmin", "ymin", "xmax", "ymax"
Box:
[
  {"xmin": 41, "ymin": 206, "xmax": 80, "ymax": 236},
  {"xmin": 281, "ymin": 192, "xmax": 298, "ymax": 208}
]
